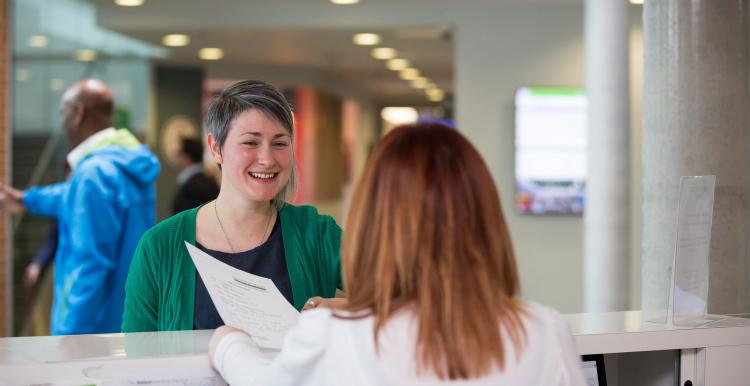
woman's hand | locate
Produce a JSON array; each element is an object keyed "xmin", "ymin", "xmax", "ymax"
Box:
[
  {"xmin": 302, "ymin": 296, "xmax": 348, "ymax": 311},
  {"xmin": 208, "ymin": 325, "xmax": 246, "ymax": 370}
]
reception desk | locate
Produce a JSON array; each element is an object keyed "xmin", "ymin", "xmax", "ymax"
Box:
[
  {"xmin": 1, "ymin": 311, "xmax": 749, "ymax": 386},
  {"xmin": 567, "ymin": 311, "xmax": 750, "ymax": 385}
]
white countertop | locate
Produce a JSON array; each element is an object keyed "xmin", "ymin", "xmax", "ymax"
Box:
[
  {"xmin": 3, "ymin": 311, "xmax": 750, "ymax": 364},
  {"xmin": 0, "ymin": 330, "xmax": 247, "ymax": 385},
  {"xmin": 0, "ymin": 329, "xmax": 214, "ymax": 365},
  {"xmin": 565, "ymin": 311, "xmax": 750, "ymax": 354},
  {"xmin": 1, "ymin": 311, "xmax": 750, "ymax": 384}
]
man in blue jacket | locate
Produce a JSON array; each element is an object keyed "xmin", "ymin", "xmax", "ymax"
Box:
[{"xmin": 0, "ymin": 79, "xmax": 160, "ymax": 335}]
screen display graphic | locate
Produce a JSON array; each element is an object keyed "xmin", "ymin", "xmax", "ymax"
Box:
[{"xmin": 515, "ymin": 87, "xmax": 587, "ymax": 215}]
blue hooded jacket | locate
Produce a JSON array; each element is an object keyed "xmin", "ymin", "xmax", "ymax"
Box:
[{"xmin": 24, "ymin": 133, "xmax": 159, "ymax": 335}]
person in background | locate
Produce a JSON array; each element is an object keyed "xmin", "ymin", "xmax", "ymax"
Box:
[
  {"xmin": 122, "ymin": 80, "xmax": 342, "ymax": 333},
  {"xmin": 23, "ymin": 222, "xmax": 57, "ymax": 289},
  {"xmin": 172, "ymin": 137, "xmax": 220, "ymax": 214},
  {"xmin": 209, "ymin": 123, "xmax": 586, "ymax": 385},
  {"xmin": 0, "ymin": 78, "xmax": 160, "ymax": 335}
]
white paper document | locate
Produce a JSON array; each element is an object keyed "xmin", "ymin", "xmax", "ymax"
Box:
[
  {"xmin": 20, "ymin": 380, "xmax": 102, "ymax": 386},
  {"xmin": 581, "ymin": 360, "xmax": 600, "ymax": 386},
  {"xmin": 185, "ymin": 242, "xmax": 299, "ymax": 349},
  {"xmin": 118, "ymin": 376, "xmax": 222, "ymax": 386}
]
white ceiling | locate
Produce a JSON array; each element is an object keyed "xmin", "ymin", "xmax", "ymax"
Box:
[{"xmin": 85, "ymin": 0, "xmax": 464, "ymax": 104}]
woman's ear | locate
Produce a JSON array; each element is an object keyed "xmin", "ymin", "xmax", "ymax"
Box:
[{"xmin": 207, "ymin": 133, "xmax": 222, "ymax": 164}]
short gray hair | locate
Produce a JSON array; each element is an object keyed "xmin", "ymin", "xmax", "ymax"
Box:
[{"xmin": 205, "ymin": 80, "xmax": 296, "ymax": 209}]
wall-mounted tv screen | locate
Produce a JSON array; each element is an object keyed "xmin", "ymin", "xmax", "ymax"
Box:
[{"xmin": 515, "ymin": 87, "xmax": 587, "ymax": 215}]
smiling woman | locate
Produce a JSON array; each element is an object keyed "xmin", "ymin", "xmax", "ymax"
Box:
[
  {"xmin": 207, "ymin": 109, "xmax": 293, "ymax": 210},
  {"xmin": 122, "ymin": 80, "xmax": 343, "ymax": 332}
]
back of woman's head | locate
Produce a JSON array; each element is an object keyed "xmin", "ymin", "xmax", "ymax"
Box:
[{"xmin": 343, "ymin": 123, "xmax": 525, "ymax": 380}]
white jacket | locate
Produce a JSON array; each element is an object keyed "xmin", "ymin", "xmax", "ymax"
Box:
[{"xmin": 213, "ymin": 302, "xmax": 586, "ymax": 386}]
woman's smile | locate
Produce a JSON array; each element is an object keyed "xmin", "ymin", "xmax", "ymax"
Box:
[{"xmin": 248, "ymin": 171, "xmax": 279, "ymax": 182}]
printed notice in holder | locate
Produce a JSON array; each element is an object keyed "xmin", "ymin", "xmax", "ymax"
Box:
[
  {"xmin": 185, "ymin": 242, "xmax": 299, "ymax": 349},
  {"xmin": 669, "ymin": 175, "xmax": 716, "ymax": 327}
]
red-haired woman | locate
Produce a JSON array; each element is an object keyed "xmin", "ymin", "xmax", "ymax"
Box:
[{"xmin": 208, "ymin": 123, "xmax": 585, "ymax": 385}]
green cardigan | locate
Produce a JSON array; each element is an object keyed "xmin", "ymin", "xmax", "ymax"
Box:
[{"xmin": 121, "ymin": 204, "xmax": 342, "ymax": 332}]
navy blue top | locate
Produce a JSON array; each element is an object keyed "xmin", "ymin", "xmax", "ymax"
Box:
[
  {"xmin": 193, "ymin": 216, "xmax": 291, "ymax": 329},
  {"xmin": 33, "ymin": 221, "xmax": 58, "ymax": 269}
]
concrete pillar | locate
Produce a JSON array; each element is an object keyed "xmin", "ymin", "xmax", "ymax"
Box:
[
  {"xmin": 583, "ymin": 0, "xmax": 631, "ymax": 311},
  {"xmin": 642, "ymin": 0, "xmax": 750, "ymax": 315}
]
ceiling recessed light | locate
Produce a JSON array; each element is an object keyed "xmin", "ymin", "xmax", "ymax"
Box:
[
  {"xmin": 28, "ymin": 35, "xmax": 48, "ymax": 48},
  {"xmin": 381, "ymin": 107, "xmax": 418, "ymax": 125},
  {"xmin": 352, "ymin": 33, "xmax": 380, "ymax": 46},
  {"xmin": 199, "ymin": 48, "xmax": 224, "ymax": 60},
  {"xmin": 16, "ymin": 68, "xmax": 30, "ymax": 82},
  {"xmin": 386, "ymin": 58, "xmax": 410, "ymax": 71},
  {"xmin": 115, "ymin": 0, "xmax": 144, "ymax": 6},
  {"xmin": 163, "ymin": 34, "xmax": 190, "ymax": 47},
  {"xmin": 74, "ymin": 49, "xmax": 97, "ymax": 62},
  {"xmin": 629, "ymin": 0, "xmax": 643, "ymax": 4},
  {"xmin": 331, "ymin": 0, "xmax": 359, "ymax": 4},
  {"xmin": 426, "ymin": 89, "xmax": 445, "ymax": 102},
  {"xmin": 399, "ymin": 68, "xmax": 420, "ymax": 80},
  {"xmin": 50, "ymin": 78, "xmax": 65, "ymax": 91},
  {"xmin": 410, "ymin": 77, "xmax": 429, "ymax": 89},
  {"xmin": 371, "ymin": 47, "xmax": 396, "ymax": 60}
]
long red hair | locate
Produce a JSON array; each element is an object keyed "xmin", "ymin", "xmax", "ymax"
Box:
[{"xmin": 343, "ymin": 123, "xmax": 526, "ymax": 380}]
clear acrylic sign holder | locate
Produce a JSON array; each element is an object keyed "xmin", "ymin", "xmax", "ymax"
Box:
[{"xmin": 667, "ymin": 175, "xmax": 717, "ymax": 327}]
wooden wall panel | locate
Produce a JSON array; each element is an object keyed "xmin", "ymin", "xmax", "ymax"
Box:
[
  {"xmin": 314, "ymin": 91, "xmax": 342, "ymax": 202},
  {"xmin": 0, "ymin": 0, "xmax": 9, "ymax": 337}
]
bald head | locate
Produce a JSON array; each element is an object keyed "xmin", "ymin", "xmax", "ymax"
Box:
[
  {"xmin": 60, "ymin": 78, "xmax": 114, "ymax": 146},
  {"xmin": 62, "ymin": 78, "xmax": 113, "ymax": 118}
]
